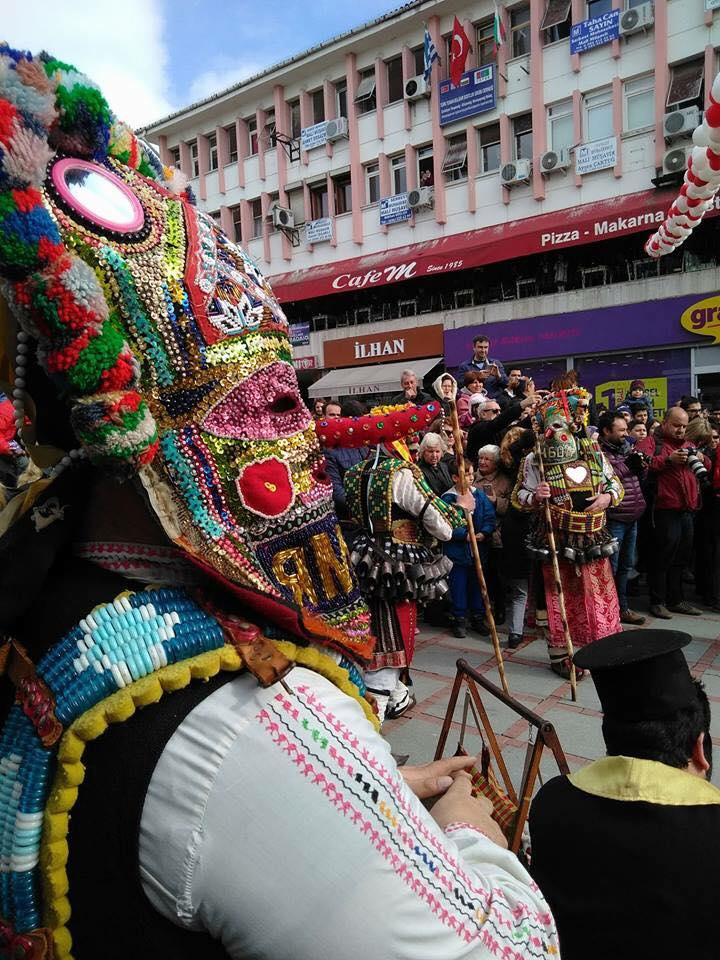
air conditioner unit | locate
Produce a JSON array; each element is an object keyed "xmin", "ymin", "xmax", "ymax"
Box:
[
  {"xmin": 404, "ymin": 75, "xmax": 430, "ymax": 102},
  {"xmin": 325, "ymin": 117, "xmax": 349, "ymax": 142},
  {"xmin": 663, "ymin": 106, "xmax": 702, "ymax": 141},
  {"xmin": 271, "ymin": 205, "xmax": 295, "ymax": 229},
  {"xmin": 662, "ymin": 145, "xmax": 691, "ymax": 176},
  {"xmin": 407, "ymin": 186, "xmax": 434, "ymax": 210},
  {"xmin": 619, "ymin": 2, "xmax": 654, "ymax": 36},
  {"xmin": 501, "ymin": 158, "xmax": 532, "ymax": 186},
  {"xmin": 539, "ymin": 148, "xmax": 571, "ymax": 175}
]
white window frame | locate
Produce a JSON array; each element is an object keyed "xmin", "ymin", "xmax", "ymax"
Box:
[
  {"xmin": 169, "ymin": 146, "xmax": 181, "ymax": 169},
  {"xmin": 225, "ymin": 125, "xmax": 238, "ymax": 164},
  {"xmin": 509, "ymin": 3, "xmax": 531, "ymax": 59},
  {"xmin": 512, "ymin": 114, "xmax": 533, "ymax": 161},
  {"xmin": 354, "ymin": 70, "xmax": 377, "ymax": 114},
  {"xmin": 587, "ymin": 0, "xmax": 612, "ymax": 17},
  {"xmin": 417, "ymin": 144, "xmax": 434, "ymax": 186},
  {"xmin": 207, "ymin": 133, "xmax": 218, "ymax": 172},
  {"xmin": 288, "ymin": 100, "xmax": 301, "ymax": 140},
  {"xmin": 390, "ymin": 154, "xmax": 407, "ymax": 195},
  {"xmin": 311, "ymin": 89, "xmax": 325, "ymax": 125},
  {"xmin": 230, "ymin": 205, "xmax": 242, "ymax": 243},
  {"xmin": 547, "ymin": 99, "xmax": 574, "ymax": 153},
  {"xmin": 188, "ymin": 140, "xmax": 199, "ymax": 178},
  {"xmin": 250, "ymin": 198, "xmax": 263, "ymax": 239},
  {"xmin": 286, "ymin": 188, "xmax": 305, "ymax": 226},
  {"xmin": 583, "ymin": 86, "xmax": 614, "ymax": 143},
  {"xmin": 365, "ymin": 162, "xmax": 380, "ymax": 205},
  {"xmin": 386, "ymin": 56, "xmax": 404, "ymax": 104},
  {"xmin": 666, "ymin": 59, "xmax": 705, "ymax": 108},
  {"xmin": 442, "ymin": 134, "xmax": 468, "ymax": 183},
  {"xmin": 623, "ymin": 74, "xmax": 655, "ymax": 134},
  {"xmin": 246, "ymin": 117, "xmax": 258, "ymax": 156},
  {"xmin": 478, "ymin": 123, "xmax": 501, "ymax": 174},
  {"xmin": 335, "ymin": 80, "xmax": 348, "ymax": 119}
]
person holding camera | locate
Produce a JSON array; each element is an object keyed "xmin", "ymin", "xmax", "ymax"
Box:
[
  {"xmin": 497, "ymin": 367, "xmax": 528, "ymax": 409},
  {"xmin": 637, "ymin": 406, "xmax": 710, "ymax": 619},
  {"xmin": 598, "ymin": 412, "xmax": 647, "ymax": 625}
]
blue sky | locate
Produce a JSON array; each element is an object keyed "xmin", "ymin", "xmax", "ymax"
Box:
[{"xmin": 5, "ymin": 0, "xmax": 399, "ymax": 126}]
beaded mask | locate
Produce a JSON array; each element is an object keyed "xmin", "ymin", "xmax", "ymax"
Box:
[
  {"xmin": 0, "ymin": 46, "xmax": 373, "ymax": 660},
  {"xmin": 537, "ymin": 391, "xmax": 589, "ymax": 466}
]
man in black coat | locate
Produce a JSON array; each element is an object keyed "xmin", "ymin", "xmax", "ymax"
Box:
[
  {"xmin": 466, "ymin": 390, "xmax": 537, "ymax": 464},
  {"xmin": 530, "ymin": 630, "xmax": 720, "ymax": 960}
]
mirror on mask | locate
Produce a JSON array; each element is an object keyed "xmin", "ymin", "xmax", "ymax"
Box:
[{"xmin": 60, "ymin": 164, "xmax": 140, "ymax": 228}]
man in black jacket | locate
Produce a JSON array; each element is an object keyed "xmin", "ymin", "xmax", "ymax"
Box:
[
  {"xmin": 390, "ymin": 369, "xmax": 433, "ymax": 405},
  {"xmin": 466, "ymin": 389, "xmax": 537, "ymax": 463}
]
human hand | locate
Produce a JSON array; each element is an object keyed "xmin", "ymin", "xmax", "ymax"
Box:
[
  {"xmin": 670, "ymin": 448, "xmax": 689, "ymax": 465},
  {"xmin": 584, "ymin": 492, "xmax": 611, "ymax": 512},
  {"xmin": 475, "ymin": 532, "xmax": 485, "ymax": 542},
  {"xmin": 457, "ymin": 491, "xmax": 475, "ymax": 511},
  {"xmin": 400, "ymin": 755, "xmax": 473, "ymax": 799},
  {"xmin": 534, "ymin": 481, "xmax": 551, "ymax": 501},
  {"xmin": 431, "ymin": 773, "xmax": 508, "ymax": 847}
]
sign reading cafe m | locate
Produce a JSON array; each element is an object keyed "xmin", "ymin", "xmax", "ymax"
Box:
[{"xmin": 331, "ymin": 261, "xmax": 418, "ymax": 290}]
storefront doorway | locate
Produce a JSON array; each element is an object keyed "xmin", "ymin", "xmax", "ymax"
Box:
[{"xmin": 694, "ymin": 345, "xmax": 720, "ymax": 402}]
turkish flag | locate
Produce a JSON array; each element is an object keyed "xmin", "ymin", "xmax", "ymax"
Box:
[{"xmin": 450, "ymin": 16, "xmax": 471, "ymax": 87}]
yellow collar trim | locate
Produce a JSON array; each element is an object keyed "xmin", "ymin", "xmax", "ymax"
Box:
[{"xmin": 569, "ymin": 756, "xmax": 720, "ymax": 806}]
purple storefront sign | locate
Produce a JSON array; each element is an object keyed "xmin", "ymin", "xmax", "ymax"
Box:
[{"xmin": 444, "ymin": 293, "xmax": 715, "ymax": 368}]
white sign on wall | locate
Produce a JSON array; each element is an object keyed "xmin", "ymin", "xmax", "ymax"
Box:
[
  {"xmin": 300, "ymin": 122, "xmax": 328, "ymax": 151},
  {"xmin": 305, "ymin": 217, "xmax": 333, "ymax": 243},
  {"xmin": 575, "ymin": 136, "xmax": 617, "ymax": 175}
]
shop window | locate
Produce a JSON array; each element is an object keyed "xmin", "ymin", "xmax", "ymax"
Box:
[
  {"xmin": 288, "ymin": 99, "xmax": 301, "ymax": 140},
  {"xmin": 386, "ymin": 56, "xmax": 404, "ymax": 104},
  {"xmin": 335, "ymin": 79, "xmax": 348, "ymax": 118},
  {"xmin": 225, "ymin": 124, "xmax": 238, "ymax": 163},
  {"xmin": 548, "ymin": 99, "xmax": 574, "ymax": 153},
  {"xmin": 411, "ymin": 44, "xmax": 425, "ymax": 78},
  {"xmin": 207, "ymin": 134, "xmax": 218, "ymax": 172},
  {"xmin": 667, "ymin": 59, "xmax": 705, "ymax": 109},
  {"xmin": 230, "ymin": 205, "xmax": 242, "ymax": 243},
  {"xmin": 442, "ymin": 134, "xmax": 468, "ymax": 183},
  {"xmin": 476, "ymin": 18, "xmax": 496, "ymax": 68},
  {"xmin": 246, "ymin": 118, "xmax": 258, "ymax": 156},
  {"xmin": 187, "ymin": 140, "xmax": 199, "ymax": 178},
  {"xmin": 512, "ymin": 113, "xmax": 533, "ymax": 160},
  {"xmin": 391, "ymin": 154, "xmax": 407, "ymax": 194},
  {"xmin": 365, "ymin": 162, "xmax": 380, "ymax": 204},
  {"xmin": 169, "ymin": 146, "xmax": 180, "ymax": 169},
  {"xmin": 584, "ymin": 87, "xmax": 614, "ymax": 142},
  {"xmin": 623, "ymin": 74, "xmax": 654, "ymax": 133},
  {"xmin": 310, "ymin": 182, "xmax": 329, "ymax": 220},
  {"xmin": 510, "ymin": 4, "xmax": 531, "ymax": 58},
  {"xmin": 333, "ymin": 173, "xmax": 352, "ymax": 214},
  {"xmin": 542, "ymin": 0, "xmax": 571, "ymax": 44},
  {"xmin": 587, "ymin": 0, "xmax": 612, "ymax": 16},
  {"xmin": 355, "ymin": 68, "xmax": 377, "ymax": 114},
  {"xmin": 417, "ymin": 145, "xmax": 434, "ymax": 186},
  {"xmin": 479, "ymin": 122, "xmax": 501, "ymax": 173},
  {"xmin": 286, "ymin": 188, "xmax": 305, "ymax": 225},
  {"xmin": 311, "ymin": 89, "xmax": 325, "ymax": 125},
  {"xmin": 250, "ymin": 198, "xmax": 263, "ymax": 239}
]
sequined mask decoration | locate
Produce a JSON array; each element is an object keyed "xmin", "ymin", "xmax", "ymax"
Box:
[{"xmin": 0, "ymin": 46, "xmax": 373, "ymax": 661}]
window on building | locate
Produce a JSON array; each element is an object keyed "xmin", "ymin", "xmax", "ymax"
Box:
[
  {"xmin": 333, "ymin": 173, "xmax": 352, "ymax": 214},
  {"xmin": 541, "ymin": 0, "xmax": 571, "ymax": 44},
  {"xmin": 225, "ymin": 125, "xmax": 238, "ymax": 163},
  {"xmin": 230, "ymin": 205, "xmax": 242, "ymax": 243},
  {"xmin": 476, "ymin": 18, "xmax": 496, "ymax": 67},
  {"xmin": 479, "ymin": 122, "xmax": 501, "ymax": 173},
  {"xmin": 250, "ymin": 198, "xmax": 263, "ymax": 239},
  {"xmin": 354, "ymin": 68, "xmax": 377, "ymax": 114},
  {"xmin": 288, "ymin": 99, "xmax": 301, "ymax": 139},
  {"xmin": 417, "ymin": 145, "xmax": 434, "ymax": 186},
  {"xmin": 584, "ymin": 87, "xmax": 614, "ymax": 142},
  {"xmin": 335, "ymin": 79, "xmax": 348, "ymax": 118},
  {"xmin": 623, "ymin": 74, "xmax": 654, "ymax": 132},
  {"xmin": 667, "ymin": 59, "xmax": 705, "ymax": 109},
  {"xmin": 246, "ymin": 117, "xmax": 258, "ymax": 155},
  {"xmin": 365, "ymin": 162, "xmax": 380, "ymax": 204},
  {"xmin": 587, "ymin": 0, "xmax": 612, "ymax": 17},
  {"xmin": 188, "ymin": 140, "xmax": 199, "ymax": 177},
  {"xmin": 510, "ymin": 4, "xmax": 531, "ymax": 58},
  {"xmin": 311, "ymin": 89, "xmax": 325, "ymax": 124},
  {"xmin": 310, "ymin": 181, "xmax": 329, "ymax": 220},
  {"xmin": 169, "ymin": 146, "xmax": 181, "ymax": 169},
  {"xmin": 626, "ymin": 0, "xmax": 646, "ymax": 5},
  {"xmin": 442, "ymin": 134, "xmax": 468, "ymax": 183},
  {"xmin": 207, "ymin": 133, "xmax": 218, "ymax": 171},
  {"xmin": 390, "ymin": 154, "xmax": 407, "ymax": 194},
  {"xmin": 286, "ymin": 188, "xmax": 305, "ymax": 225},
  {"xmin": 412, "ymin": 45, "xmax": 425, "ymax": 77},
  {"xmin": 512, "ymin": 113, "xmax": 533, "ymax": 160},
  {"xmin": 207, "ymin": 209, "xmax": 221, "ymax": 226},
  {"xmin": 548, "ymin": 99, "xmax": 574, "ymax": 152},
  {"xmin": 386, "ymin": 56, "xmax": 404, "ymax": 104},
  {"xmin": 264, "ymin": 109, "xmax": 276, "ymax": 147}
]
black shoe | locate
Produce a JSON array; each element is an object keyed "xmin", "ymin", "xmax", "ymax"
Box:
[
  {"xmin": 469, "ymin": 617, "xmax": 490, "ymax": 636},
  {"xmin": 451, "ymin": 618, "xmax": 466, "ymax": 638},
  {"xmin": 494, "ymin": 609, "xmax": 506, "ymax": 626},
  {"xmin": 507, "ymin": 633, "xmax": 523, "ymax": 649},
  {"xmin": 385, "ymin": 692, "xmax": 416, "ymax": 721}
]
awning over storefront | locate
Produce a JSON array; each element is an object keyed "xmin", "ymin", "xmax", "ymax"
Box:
[
  {"xmin": 270, "ymin": 187, "xmax": 718, "ymax": 304},
  {"xmin": 308, "ymin": 356, "xmax": 442, "ymax": 399}
]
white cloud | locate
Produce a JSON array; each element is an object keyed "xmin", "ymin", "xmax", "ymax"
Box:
[
  {"xmin": 3, "ymin": 0, "xmax": 175, "ymax": 127},
  {"xmin": 188, "ymin": 59, "xmax": 268, "ymax": 105}
]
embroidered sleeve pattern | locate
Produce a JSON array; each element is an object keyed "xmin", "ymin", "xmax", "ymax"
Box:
[
  {"xmin": 392, "ymin": 469, "xmax": 462, "ymax": 542},
  {"xmin": 256, "ymin": 683, "xmax": 558, "ymax": 958}
]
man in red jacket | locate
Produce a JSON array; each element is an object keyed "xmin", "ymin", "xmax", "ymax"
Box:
[{"xmin": 637, "ymin": 406, "xmax": 709, "ymax": 619}]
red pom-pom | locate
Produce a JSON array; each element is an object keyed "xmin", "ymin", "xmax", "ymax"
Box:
[{"xmin": 705, "ymin": 103, "xmax": 720, "ymax": 128}]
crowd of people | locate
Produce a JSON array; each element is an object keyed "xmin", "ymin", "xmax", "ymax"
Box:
[{"xmin": 313, "ymin": 334, "xmax": 720, "ymax": 683}]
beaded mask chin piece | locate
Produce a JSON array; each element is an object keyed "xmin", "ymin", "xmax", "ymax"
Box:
[{"xmin": 0, "ymin": 45, "xmax": 374, "ymax": 660}]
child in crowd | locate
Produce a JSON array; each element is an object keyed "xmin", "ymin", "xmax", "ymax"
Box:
[
  {"xmin": 457, "ymin": 372, "xmax": 488, "ymax": 427},
  {"xmin": 442, "ymin": 462, "xmax": 496, "ymax": 639},
  {"xmin": 628, "ymin": 419, "xmax": 647, "ymax": 443},
  {"xmin": 624, "ymin": 379, "xmax": 655, "ymax": 421}
]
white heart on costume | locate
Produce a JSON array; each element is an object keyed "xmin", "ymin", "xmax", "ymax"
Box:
[{"xmin": 565, "ymin": 466, "xmax": 587, "ymax": 484}]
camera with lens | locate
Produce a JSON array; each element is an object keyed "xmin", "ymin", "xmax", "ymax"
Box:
[
  {"xmin": 685, "ymin": 447, "xmax": 709, "ymax": 485},
  {"xmin": 626, "ymin": 450, "xmax": 648, "ymax": 476}
]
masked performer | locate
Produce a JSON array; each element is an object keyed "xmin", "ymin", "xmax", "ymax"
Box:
[
  {"xmin": 512, "ymin": 389, "xmax": 623, "ymax": 678},
  {"xmin": 0, "ymin": 46, "xmax": 558, "ymax": 960}
]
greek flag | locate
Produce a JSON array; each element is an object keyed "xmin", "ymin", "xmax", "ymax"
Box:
[{"xmin": 423, "ymin": 26, "xmax": 440, "ymax": 82}]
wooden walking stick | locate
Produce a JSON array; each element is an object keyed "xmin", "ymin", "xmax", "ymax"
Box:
[
  {"xmin": 533, "ymin": 433, "xmax": 577, "ymax": 702},
  {"xmin": 439, "ymin": 381, "xmax": 510, "ymax": 695}
]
